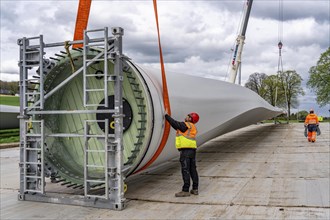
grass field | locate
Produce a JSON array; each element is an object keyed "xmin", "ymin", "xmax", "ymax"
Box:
[
  {"xmin": 0, "ymin": 96, "xmax": 20, "ymax": 143},
  {"xmin": 0, "ymin": 95, "xmax": 20, "ymax": 106},
  {"xmin": 0, "ymin": 128, "xmax": 20, "ymax": 144}
]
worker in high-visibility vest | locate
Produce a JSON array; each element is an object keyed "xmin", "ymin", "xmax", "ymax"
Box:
[
  {"xmin": 165, "ymin": 112, "xmax": 200, "ymax": 197},
  {"xmin": 304, "ymin": 109, "xmax": 319, "ymax": 142}
]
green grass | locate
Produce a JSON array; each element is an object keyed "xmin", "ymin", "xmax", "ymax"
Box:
[
  {"xmin": 262, "ymin": 119, "xmax": 330, "ymax": 123},
  {"xmin": 0, "ymin": 128, "xmax": 20, "ymax": 144},
  {"xmin": 0, "ymin": 95, "xmax": 20, "ymax": 106},
  {"xmin": 262, "ymin": 119, "xmax": 296, "ymax": 123},
  {"xmin": 0, "ymin": 105, "xmax": 20, "ymax": 144},
  {"xmin": 0, "ymin": 136, "xmax": 20, "ymax": 144}
]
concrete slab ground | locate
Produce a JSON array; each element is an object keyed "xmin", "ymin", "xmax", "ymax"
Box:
[{"xmin": 1, "ymin": 123, "xmax": 329, "ymax": 219}]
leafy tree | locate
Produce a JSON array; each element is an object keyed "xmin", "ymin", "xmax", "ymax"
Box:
[
  {"xmin": 307, "ymin": 47, "xmax": 330, "ymax": 107},
  {"xmin": 0, "ymin": 81, "xmax": 19, "ymax": 95},
  {"xmin": 263, "ymin": 74, "xmax": 285, "ymax": 107},
  {"xmin": 297, "ymin": 110, "xmax": 309, "ymax": 121},
  {"xmin": 8, "ymin": 81, "xmax": 19, "ymax": 95},
  {"xmin": 279, "ymin": 70, "xmax": 305, "ymax": 117},
  {"xmin": 244, "ymin": 72, "xmax": 268, "ymax": 99}
]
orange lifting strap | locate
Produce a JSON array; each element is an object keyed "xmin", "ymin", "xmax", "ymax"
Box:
[
  {"xmin": 73, "ymin": 0, "xmax": 92, "ymax": 48},
  {"xmin": 134, "ymin": 0, "xmax": 171, "ymax": 173}
]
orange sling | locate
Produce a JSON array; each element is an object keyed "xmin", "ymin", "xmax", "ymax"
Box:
[
  {"xmin": 134, "ymin": 0, "xmax": 171, "ymax": 173},
  {"xmin": 73, "ymin": 0, "xmax": 92, "ymax": 48}
]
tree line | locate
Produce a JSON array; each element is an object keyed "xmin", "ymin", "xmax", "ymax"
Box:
[
  {"xmin": 244, "ymin": 47, "xmax": 330, "ymax": 116},
  {"xmin": 244, "ymin": 70, "xmax": 304, "ymax": 117},
  {"xmin": 0, "ymin": 81, "xmax": 19, "ymax": 95},
  {"xmin": 1, "ymin": 48, "xmax": 329, "ymax": 113}
]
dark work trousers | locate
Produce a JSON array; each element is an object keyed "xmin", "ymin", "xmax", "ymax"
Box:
[
  {"xmin": 307, "ymin": 124, "xmax": 317, "ymax": 132},
  {"xmin": 179, "ymin": 148, "xmax": 199, "ymax": 192}
]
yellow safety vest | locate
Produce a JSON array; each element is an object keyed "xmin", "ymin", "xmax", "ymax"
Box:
[{"xmin": 175, "ymin": 122, "xmax": 197, "ymax": 149}]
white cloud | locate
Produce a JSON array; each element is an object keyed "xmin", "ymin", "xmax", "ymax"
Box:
[
  {"xmin": 0, "ymin": 73, "xmax": 19, "ymax": 82},
  {"xmin": 0, "ymin": 59, "xmax": 18, "ymax": 74},
  {"xmin": 0, "ymin": 0, "xmax": 329, "ymax": 115}
]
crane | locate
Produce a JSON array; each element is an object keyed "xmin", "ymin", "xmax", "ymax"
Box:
[{"xmin": 228, "ymin": 0, "xmax": 253, "ymax": 84}]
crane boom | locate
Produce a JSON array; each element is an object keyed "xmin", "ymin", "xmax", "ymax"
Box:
[{"xmin": 228, "ymin": 0, "xmax": 253, "ymax": 84}]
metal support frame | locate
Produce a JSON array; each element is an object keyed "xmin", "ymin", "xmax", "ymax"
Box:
[
  {"xmin": 83, "ymin": 28, "xmax": 111, "ymax": 107},
  {"xmin": 18, "ymin": 35, "xmax": 45, "ymax": 110},
  {"xmin": 84, "ymin": 119, "xmax": 110, "ymax": 199},
  {"xmin": 20, "ymin": 120, "xmax": 45, "ymax": 195},
  {"xmin": 17, "ymin": 27, "xmax": 126, "ymax": 210}
]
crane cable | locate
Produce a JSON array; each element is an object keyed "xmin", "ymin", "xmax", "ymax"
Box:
[
  {"xmin": 275, "ymin": 0, "xmax": 282, "ymax": 107},
  {"xmin": 277, "ymin": 0, "xmax": 284, "ymax": 79},
  {"xmin": 275, "ymin": 0, "xmax": 289, "ymax": 122},
  {"xmin": 134, "ymin": 0, "xmax": 171, "ymax": 173}
]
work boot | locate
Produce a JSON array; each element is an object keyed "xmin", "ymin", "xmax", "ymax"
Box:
[
  {"xmin": 190, "ymin": 189, "xmax": 199, "ymax": 195},
  {"xmin": 175, "ymin": 191, "xmax": 190, "ymax": 197}
]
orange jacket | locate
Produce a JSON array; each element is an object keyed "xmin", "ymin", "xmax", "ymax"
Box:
[
  {"xmin": 304, "ymin": 113, "xmax": 319, "ymax": 125},
  {"xmin": 176, "ymin": 122, "xmax": 197, "ymax": 149}
]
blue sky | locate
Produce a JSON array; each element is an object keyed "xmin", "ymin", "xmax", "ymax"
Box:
[{"xmin": 0, "ymin": 0, "xmax": 329, "ymax": 116}]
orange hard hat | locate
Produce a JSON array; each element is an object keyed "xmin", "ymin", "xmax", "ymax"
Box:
[{"xmin": 188, "ymin": 112, "xmax": 199, "ymax": 123}]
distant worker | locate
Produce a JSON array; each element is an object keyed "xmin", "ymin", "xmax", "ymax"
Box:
[
  {"xmin": 304, "ymin": 109, "xmax": 319, "ymax": 142},
  {"xmin": 165, "ymin": 112, "xmax": 200, "ymax": 197}
]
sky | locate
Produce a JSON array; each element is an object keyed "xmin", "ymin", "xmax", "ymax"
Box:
[{"xmin": 0, "ymin": 0, "xmax": 329, "ymax": 116}]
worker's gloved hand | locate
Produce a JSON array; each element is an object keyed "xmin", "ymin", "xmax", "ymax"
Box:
[
  {"xmin": 164, "ymin": 109, "xmax": 169, "ymax": 116},
  {"xmin": 304, "ymin": 124, "xmax": 307, "ymax": 128}
]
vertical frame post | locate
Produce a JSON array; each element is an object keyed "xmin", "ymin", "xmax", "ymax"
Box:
[
  {"xmin": 18, "ymin": 38, "xmax": 28, "ymax": 200},
  {"xmin": 39, "ymin": 35, "xmax": 44, "ymax": 109},
  {"xmin": 83, "ymin": 30, "xmax": 88, "ymax": 107},
  {"xmin": 111, "ymin": 27, "xmax": 125, "ymax": 210},
  {"xmin": 40, "ymin": 120, "xmax": 45, "ymax": 194},
  {"xmin": 104, "ymin": 27, "xmax": 109, "ymax": 108},
  {"xmin": 84, "ymin": 120, "xmax": 89, "ymax": 196},
  {"xmin": 104, "ymin": 119, "xmax": 109, "ymax": 199}
]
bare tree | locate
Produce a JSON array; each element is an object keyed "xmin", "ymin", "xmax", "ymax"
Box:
[{"xmin": 244, "ymin": 72, "xmax": 268, "ymax": 99}]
